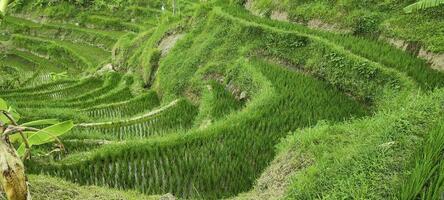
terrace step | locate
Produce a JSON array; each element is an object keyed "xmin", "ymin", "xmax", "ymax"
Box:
[
  {"xmin": 0, "ymin": 79, "xmax": 77, "ymax": 96},
  {"xmin": 81, "ymin": 91, "xmax": 160, "ymax": 121},
  {"xmin": 2, "ymin": 77, "xmax": 103, "ymax": 100},
  {"xmin": 82, "ymin": 15, "xmax": 147, "ymax": 32},
  {"xmin": 219, "ymin": 6, "xmax": 444, "ymax": 90},
  {"xmin": 11, "ymin": 34, "xmax": 110, "ymax": 71},
  {"xmin": 11, "ymin": 49, "xmax": 66, "ymax": 72},
  {"xmin": 0, "ymin": 53, "xmax": 37, "ymax": 71},
  {"xmin": 4, "ymin": 15, "xmax": 124, "ymax": 50},
  {"xmin": 74, "ymin": 99, "xmax": 197, "ymax": 140}
]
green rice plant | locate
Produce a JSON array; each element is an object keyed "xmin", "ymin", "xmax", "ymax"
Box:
[
  {"xmin": 2, "ymin": 15, "xmax": 122, "ymax": 51},
  {"xmin": 194, "ymin": 80, "xmax": 244, "ymax": 128},
  {"xmin": 158, "ymin": 6, "xmax": 413, "ymax": 104},
  {"xmin": 11, "ymin": 34, "xmax": 89, "ymax": 70},
  {"xmin": 7, "ymin": 74, "xmax": 124, "ymax": 109},
  {"xmin": 63, "ymin": 73, "xmax": 123, "ymax": 103},
  {"xmin": 3, "ymin": 74, "xmax": 132, "ymax": 115},
  {"xmin": 125, "ymin": 18, "xmax": 182, "ymax": 81},
  {"xmin": 80, "ymin": 15, "xmax": 145, "ymax": 32},
  {"xmin": 14, "ymin": 85, "xmax": 133, "ymax": 110},
  {"xmin": 0, "ymin": 53, "xmax": 36, "ymax": 71},
  {"xmin": 30, "ymin": 57, "xmax": 368, "ymax": 198},
  {"xmin": 72, "ymin": 99, "xmax": 197, "ymax": 140},
  {"xmin": 21, "ymin": 73, "xmax": 56, "ymax": 88},
  {"xmin": 2, "ymin": 77, "xmax": 103, "ymax": 101},
  {"xmin": 10, "ymin": 49, "xmax": 65, "ymax": 73},
  {"xmin": 219, "ymin": 4, "xmax": 444, "ymax": 91},
  {"xmin": 0, "ymin": 79, "xmax": 77, "ymax": 95},
  {"xmin": 11, "ymin": 34, "xmax": 109, "ymax": 71},
  {"xmin": 6, "ymin": 4, "xmax": 413, "ymax": 199},
  {"xmin": 60, "ymin": 86, "xmax": 135, "ymax": 109},
  {"xmin": 2, "ymin": 1, "xmax": 442, "ymax": 199},
  {"xmin": 0, "ymin": 68, "xmax": 32, "ymax": 90},
  {"xmin": 81, "ymin": 91, "xmax": 160, "ymax": 120},
  {"xmin": 16, "ymin": 107, "xmax": 87, "ymax": 123}
]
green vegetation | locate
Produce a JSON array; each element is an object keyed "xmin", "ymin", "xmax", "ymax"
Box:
[
  {"xmin": 0, "ymin": 0, "xmax": 443, "ymax": 199},
  {"xmin": 0, "ymin": 97, "xmax": 74, "ymax": 200},
  {"xmin": 5, "ymin": 175, "xmax": 160, "ymax": 200},
  {"xmin": 405, "ymin": 0, "xmax": 444, "ymax": 13},
  {"xmin": 248, "ymin": 0, "xmax": 444, "ymax": 53}
]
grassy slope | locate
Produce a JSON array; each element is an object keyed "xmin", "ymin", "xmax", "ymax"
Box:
[
  {"xmin": 0, "ymin": 1, "xmax": 443, "ymax": 200},
  {"xmin": 248, "ymin": 0, "xmax": 444, "ymax": 53},
  {"xmin": 25, "ymin": 6, "xmax": 371, "ymax": 199},
  {"xmin": 0, "ymin": 53, "xmax": 36, "ymax": 71},
  {"xmin": 21, "ymin": 175, "xmax": 160, "ymax": 200},
  {"xmin": 225, "ymin": 3, "xmax": 444, "ymax": 90},
  {"xmin": 221, "ymin": 2, "xmax": 444, "ymax": 199}
]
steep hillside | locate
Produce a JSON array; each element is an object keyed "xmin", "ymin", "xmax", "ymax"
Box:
[
  {"xmin": 0, "ymin": 0, "xmax": 443, "ymax": 199},
  {"xmin": 245, "ymin": 0, "xmax": 444, "ymax": 70}
]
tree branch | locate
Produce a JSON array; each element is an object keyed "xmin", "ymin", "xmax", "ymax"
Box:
[{"xmin": 2, "ymin": 111, "xmax": 31, "ymax": 160}]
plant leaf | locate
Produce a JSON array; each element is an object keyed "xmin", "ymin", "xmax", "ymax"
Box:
[
  {"xmin": 0, "ymin": 113, "xmax": 8, "ymax": 124},
  {"xmin": 17, "ymin": 121, "xmax": 74, "ymax": 157},
  {"xmin": 0, "ymin": 98, "xmax": 9, "ymax": 123},
  {"xmin": 404, "ymin": 0, "xmax": 444, "ymax": 13},
  {"xmin": 0, "ymin": 98, "xmax": 7, "ymax": 110},
  {"xmin": 8, "ymin": 107, "xmax": 20, "ymax": 122},
  {"xmin": 9, "ymin": 131, "xmax": 33, "ymax": 143},
  {"xmin": 22, "ymin": 119, "xmax": 60, "ymax": 127}
]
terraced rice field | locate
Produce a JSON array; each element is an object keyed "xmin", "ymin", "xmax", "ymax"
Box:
[{"xmin": 0, "ymin": 0, "xmax": 443, "ymax": 199}]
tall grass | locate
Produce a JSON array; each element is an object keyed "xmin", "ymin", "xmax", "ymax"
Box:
[{"xmin": 400, "ymin": 118, "xmax": 444, "ymax": 199}]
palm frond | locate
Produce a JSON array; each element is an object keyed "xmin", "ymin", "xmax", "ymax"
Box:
[{"xmin": 404, "ymin": 0, "xmax": 444, "ymax": 13}]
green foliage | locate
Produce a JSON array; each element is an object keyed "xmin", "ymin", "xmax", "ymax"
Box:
[
  {"xmin": 400, "ymin": 118, "xmax": 444, "ymax": 199},
  {"xmin": 143, "ymin": 49, "xmax": 161, "ymax": 87},
  {"xmin": 23, "ymin": 175, "xmax": 160, "ymax": 200},
  {"xmin": 43, "ymin": 2, "xmax": 77, "ymax": 18},
  {"xmin": 0, "ymin": 98, "xmax": 74, "ymax": 160},
  {"xmin": 194, "ymin": 81, "xmax": 243, "ymax": 127},
  {"xmin": 2, "ymin": 15, "xmax": 121, "ymax": 51},
  {"xmin": 72, "ymin": 99, "xmax": 197, "ymax": 140},
  {"xmin": 29, "ymin": 58, "xmax": 366, "ymax": 198},
  {"xmin": 247, "ymin": 0, "xmax": 444, "ymax": 53},
  {"xmin": 352, "ymin": 13, "xmax": 382, "ymax": 37},
  {"xmin": 17, "ymin": 120, "xmax": 74, "ymax": 157},
  {"xmin": 280, "ymin": 90, "xmax": 444, "ymax": 199},
  {"xmin": 0, "ymin": 1, "xmax": 442, "ymax": 199},
  {"xmin": 0, "ymin": 0, "xmax": 9, "ymax": 15},
  {"xmin": 82, "ymin": 91, "xmax": 159, "ymax": 121},
  {"xmin": 404, "ymin": 0, "xmax": 444, "ymax": 13},
  {"xmin": 0, "ymin": 97, "xmax": 20, "ymax": 123},
  {"xmin": 21, "ymin": 119, "xmax": 60, "ymax": 127},
  {"xmin": 222, "ymin": 4, "xmax": 444, "ymax": 90},
  {"xmin": 0, "ymin": 98, "xmax": 7, "ymax": 110},
  {"xmin": 0, "ymin": 65, "xmax": 28, "ymax": 89}
]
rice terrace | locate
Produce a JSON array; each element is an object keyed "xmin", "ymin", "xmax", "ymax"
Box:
[{"xmin": 0, "ymin": 0, "xmax": 443, "ymax": 199}]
